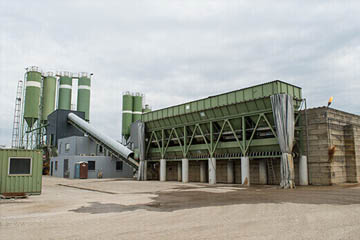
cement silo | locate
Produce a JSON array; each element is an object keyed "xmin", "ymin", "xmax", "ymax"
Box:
[
  {"xmin": 41, "ymin": 72, "xmax": 57, "ymax": 122},
  {"xmin": 58, "ymin": 72, "xmax": 72, "ymax": 110},
  {"xmin": 122, "ymin": 92, "xmax": 133, "ymax": 139},
  {"xmin": 77, "ymin": 72, "xmax": 91, "ymax": 121},
  {"xmin": 23, "ymin": 66, "xmax": 42, "ymax": 128},
  {"xmin": 132, "ymin": 93, "xmax": 143, "ymax": 122}
]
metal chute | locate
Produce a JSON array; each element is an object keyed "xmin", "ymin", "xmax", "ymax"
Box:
[{"xmin": 67, "ymin": 113, "xmax": 139, "ymax": 169}]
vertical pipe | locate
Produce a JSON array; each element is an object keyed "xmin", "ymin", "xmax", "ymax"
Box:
[
  {"xmin": 143, "ymin": 160, "xmax": 147, "ymax": 181},
  {"xmin": 160, "ymin": 159, "xmax": 166, "ymax": 182},
  {"xmin": 208, "ymin": 157, "xmax": 216, "ymax": 184},
  {"xmin": 227, "ymin": 160, "xmax": 234, "ymax": 184},
  {"xmin": 304, "ymin": 98, "xmax": 311, "ymax": 185},
  {"xmin": 182, "ymin": 158, "xmax": 189, "ymax": 183},
  {"xmin": 241, "ymin": 156, "xmax": 250, "ymax": 185},
  {"xmin": 200, "ymin": 161, "xmax": 207, "ymax": 183}
]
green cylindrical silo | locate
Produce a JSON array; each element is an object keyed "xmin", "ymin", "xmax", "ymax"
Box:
[
  {"xmin": 132, "ymin": 93, "xmax": 143, "ymax": 122},
  {"xmin": 122, "ymin": 93, "xmax": 133, "ymax": 138},
  {"xmin": 41, "ymin": 72, "xmax": 57, "ymax": 122},
  {"xmin": 58, "ymin": 72, "xmax": 72, "ymax": 110},
  {"xmin": 24, "ymin": 66, "xmax": 42, "ymax": 128},
  {"xmin": 77, "ymin": 72, "xmax": 91, "ymax": 121}
]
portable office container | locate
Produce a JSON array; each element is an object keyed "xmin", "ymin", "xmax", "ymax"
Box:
[{"xmin": 0, "ymin": 149, "xmax": 42, "ymax": 195}]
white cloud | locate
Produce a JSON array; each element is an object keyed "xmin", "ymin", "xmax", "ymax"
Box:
[{"xmin": 0, "ymin": 1, "xmax": 360, "ymax": 146}]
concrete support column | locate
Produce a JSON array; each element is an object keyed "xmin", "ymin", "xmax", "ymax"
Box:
[
  {"xmin": 177, "ymin": 162, "xmax": 182, "ymax": 182},
  {"xmin": 182, "ymin": 158, "xmax": 189, "ymax": 183},
  {"xmin": 139, "ymin": 160, "xmax": 147, "ymax": 181},
  {"xmin": 259, "ymin": 159, "xmax": 267, "ymax": 184},
  {"xmin": 200, "ymin": 161, "xmax": 207, "ymax": 183},
  {"xmin": 241, "ymin": 157, "xmax": 250, "ymax": 185},
  {"xmin": 208, "ymin": 158, "xmax": 216, "ymax": 184},
  {"xmin": 143, "ymin": 160, "xmax": 147, "ymax": 181},
  {"xmin": 160, "ymin": 159, "xmax": 166, "ymax": 182},
  {"xmin": 299, "ymin": 155, "xmax": 309, "ymax": 185},
  {"xmin": 227, "ymin": 160, "xmax": 234, "ymax": 184}
]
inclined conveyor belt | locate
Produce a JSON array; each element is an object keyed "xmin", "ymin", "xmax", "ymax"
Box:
[{"xmin": 67, "ymin": 113, "xmax": 139, "ymax": 169}]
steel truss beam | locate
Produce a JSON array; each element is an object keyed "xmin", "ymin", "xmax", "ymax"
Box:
[{"xmin": 145, "ymin": 108, "xmax": 302, "ymax": 160}]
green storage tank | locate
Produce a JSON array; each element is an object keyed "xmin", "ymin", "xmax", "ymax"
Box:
[
  {"xmin": 41, "ymin": 72, "xmax": 57, "ymax": 122},
  {"xmin": 24, "ymin": 66, "xmax": 42, "ymax": 128},
  {"xmin": 58, "ymin": 72, "xmax": 72, "ymax": 110},
  {"xmin": 132, "ymin": 93, "xmax": 143, "ymax": 122},
  {"xmin": 0, "ymin": 149, "xmax": 42, "ymax": 195},
  {"xmin": 122, "ymin": 92, "xmax": 133, "ymax": 138},
  {"xmin": 77, "ymin": 72, "xmax": 91, "ymax": 121}
]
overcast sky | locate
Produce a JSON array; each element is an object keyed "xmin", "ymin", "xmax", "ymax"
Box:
[{"xmin": 1, "ymin": 1, "xmax": 360, "ymax": 146}]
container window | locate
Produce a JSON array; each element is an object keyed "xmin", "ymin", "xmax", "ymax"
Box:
[
  {"xmin": 116, "ymin": 161, "xmax": 123, "ymax": 171},
  {"xmin": 8, "ymin": 157, "xmax": 32, "ymax": 175},
  {"xmin": 65, "ymin": 143, "xmax": 70, "ymax": 152},
  {"xmin": 88, "ymin": 161, "xmax": 95, "ymax": 171},
  {"xmin": 55, "ymin": 161, "xmax": 58, "ymax": 170}
]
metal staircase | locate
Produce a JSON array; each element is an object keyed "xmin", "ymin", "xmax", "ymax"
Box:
[
  {"xmin": 11, "ymin": 80, "xmax": 23, "ymax": 148},
  {"xmin": 266, "ymin": 159, "xmax": 277, "ymax": 184}
]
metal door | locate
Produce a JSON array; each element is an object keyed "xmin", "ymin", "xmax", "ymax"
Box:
[
  {"xmin": 64, "ymin": 159, "xmax": 69, "ymax": 178},
  {"xmin": 80, "ymin": 162, "xmax": 88, "ymax": 179}
]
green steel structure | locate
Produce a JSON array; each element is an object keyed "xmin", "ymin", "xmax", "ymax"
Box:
[
  {"xmin": 142, "ymin": 80, "xmax": 303, "ymax": 161},
  {"xmin": 23, "ymin": 67, "xmax": 42, "ymax": 128},
  {"xmin": 58, "ymin": 72, "xmax": 72, "ymax": 110},
  {"xmin": 77, "ymin": 73, "xmax": 91, "ymax": 121},
  {"xmin": 41, "ymin": 72, "xmax": 57, "ymax": 122},
  {"xmin": 132, "ymin": 93, "xmax": 143, "ymax": 122},
  {"xmin": 122, "ymin": 93, "xmax": 133, "ymax": 139}
]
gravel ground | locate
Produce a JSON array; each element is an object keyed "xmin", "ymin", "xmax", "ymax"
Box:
[{"xmin": 1, "ymin": 176, "xmax": 360, "ymax": 240}]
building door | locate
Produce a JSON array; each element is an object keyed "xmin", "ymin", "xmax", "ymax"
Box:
[
  {"xmin": 50, "ymin": 161, "xmax": 53, "ymax": 176},
  {"xmin": 64, "ymin": 159, "xmax": 69, "ymax": 178}
]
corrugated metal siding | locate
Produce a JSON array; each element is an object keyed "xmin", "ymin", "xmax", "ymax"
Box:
[
  {"xmin": 142, "ymin": 80, "xmax": 302, "ymax": 123},
  {"xmin": 0, "ymin": 149, "xmax": 42, "ymax": 194}
]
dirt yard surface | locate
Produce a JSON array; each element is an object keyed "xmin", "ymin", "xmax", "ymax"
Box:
[{"xmin": 1, "ymin": 177, "xmax": 360, "ymax": 240}]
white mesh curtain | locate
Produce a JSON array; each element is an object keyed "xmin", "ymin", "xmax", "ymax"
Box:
[
  {"xmin": 271, "ymin": 94, "xmax": 295, "ymax": 188},
  {"xmin": 136, "ymin": 121, "xmax": 146, "ymax": 180}
]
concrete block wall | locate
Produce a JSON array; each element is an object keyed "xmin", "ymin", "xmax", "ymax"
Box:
[
  {"xmin": 189, "ymin": 161, "xmax": 201, "ymax": 182},
  {"xmin": 355, "ymin": 126, "xmax": 360, "ymax": 182},
  {"xmin": 301, "ymin": 107, "xmax": 360, "ymax": 185}
]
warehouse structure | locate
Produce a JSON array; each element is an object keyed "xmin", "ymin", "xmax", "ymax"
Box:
[
  {"xmin": 124, "ymin": 80, "xmax": 360, "ymax": 187},
  {"xmin": 125, "ymin": 81, "xmax": 306, "ymax": 188},
  {"xmin": 50, "ymin": 136, "xmax": 133, "ymax": 179}
]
